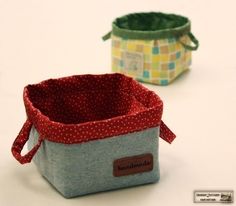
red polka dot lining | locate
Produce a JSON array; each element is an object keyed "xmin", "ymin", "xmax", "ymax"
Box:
[{"xmin": 23, "ymin": 73, "xmax": 166, "ymax": 144}]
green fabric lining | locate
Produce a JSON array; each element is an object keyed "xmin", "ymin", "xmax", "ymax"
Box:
[
  {"xmin": 116, "ymin": 12, "xmax": 189, "ymax": 31},
  {"xmin": 103, "ymin": 12, "xmax": 191, "ymax": 40}
]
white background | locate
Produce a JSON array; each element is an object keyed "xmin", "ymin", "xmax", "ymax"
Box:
[{"xmin": 0, "ymin": 0, "xmax": 236, "ymax": 205}]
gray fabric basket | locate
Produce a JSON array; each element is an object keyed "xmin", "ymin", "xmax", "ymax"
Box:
[
  {"xmin": 11, "ymin": 74, "xmax": 176, "ymax": 198},
  {"xmin": 28, "ymin": 126, "xmax": 160, "ymax": 198}
]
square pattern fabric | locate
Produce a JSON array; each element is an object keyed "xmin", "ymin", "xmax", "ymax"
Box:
[
  {"xmin": 103, "ymin": 12, "xmax": 199, "ymax": 85},
  {"xmin": 112, "ymin": 35, "xmax": 192, "ymax": 85}
]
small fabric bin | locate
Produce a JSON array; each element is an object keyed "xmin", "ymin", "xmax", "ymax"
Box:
[
  {"xmin": 103, "ymin": 12, "xmax": 199, "ymax": 85},
  {"xmin": 11, "ymin": 73, "xmax": 176, "ymax": 198}
]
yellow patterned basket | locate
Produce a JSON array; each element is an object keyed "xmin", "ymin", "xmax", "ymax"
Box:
[{"xmin": 103, "ymin": 12, "xmax": 199, "ymax": 85}]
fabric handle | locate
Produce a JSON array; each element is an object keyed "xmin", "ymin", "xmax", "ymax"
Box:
[
  {"xmin": 178, "ymin": 32, "xmax": 199, "ymax": 51},
  {"xmin": 102, "ymin": 31, "xmax": 111, "ymax": 41},
  {"xmin": 160, "ymin": 121, "xmax": 176, "ymax": 143},
  {"xmin": 11, "ymin": 119, "xmax": 43, "ymax": 164}
]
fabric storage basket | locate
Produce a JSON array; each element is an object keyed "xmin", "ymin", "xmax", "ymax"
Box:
[
  {"xmin": 103, "ymin": 12, "xmax": 199, "ymax": 85},
  {"xmin": 11, "ymin": 73, "xmax": 176, "ymax": 198}
]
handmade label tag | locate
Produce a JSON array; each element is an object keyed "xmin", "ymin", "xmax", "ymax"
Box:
[
  {"xmin": 113, "ymin": 153, "xmax": 153, "ymax": 177},
  {"xmin": 123, "ymin": 51, "xmax": 143, "ymax": 76}
]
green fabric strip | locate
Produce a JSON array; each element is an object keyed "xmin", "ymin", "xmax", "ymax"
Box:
[
  {"xmin": 111, "ymin": 21, "xmax": 190, "ymax": 40},
  {"xmin": 102, "ymin": 31, "xmax": 111, "ymax": 41}
]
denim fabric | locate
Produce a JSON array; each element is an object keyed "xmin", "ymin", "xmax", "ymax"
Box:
[{"xmin": 28, "ymin": 127, "xmax": 160, "ymax": 198}]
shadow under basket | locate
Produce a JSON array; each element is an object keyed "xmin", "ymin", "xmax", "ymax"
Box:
[{"xmin": 11, "ymin": 73, "xmax": 176, "ymax": 198}]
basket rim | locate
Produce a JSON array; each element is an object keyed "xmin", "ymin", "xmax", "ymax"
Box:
[
  {"xmin": 23, "ymin": 73, "xmax": 163, "ymax": 144},
  {"xmin": 112, "ymin": 12, "xmax": 191, "ymax": 40}
]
